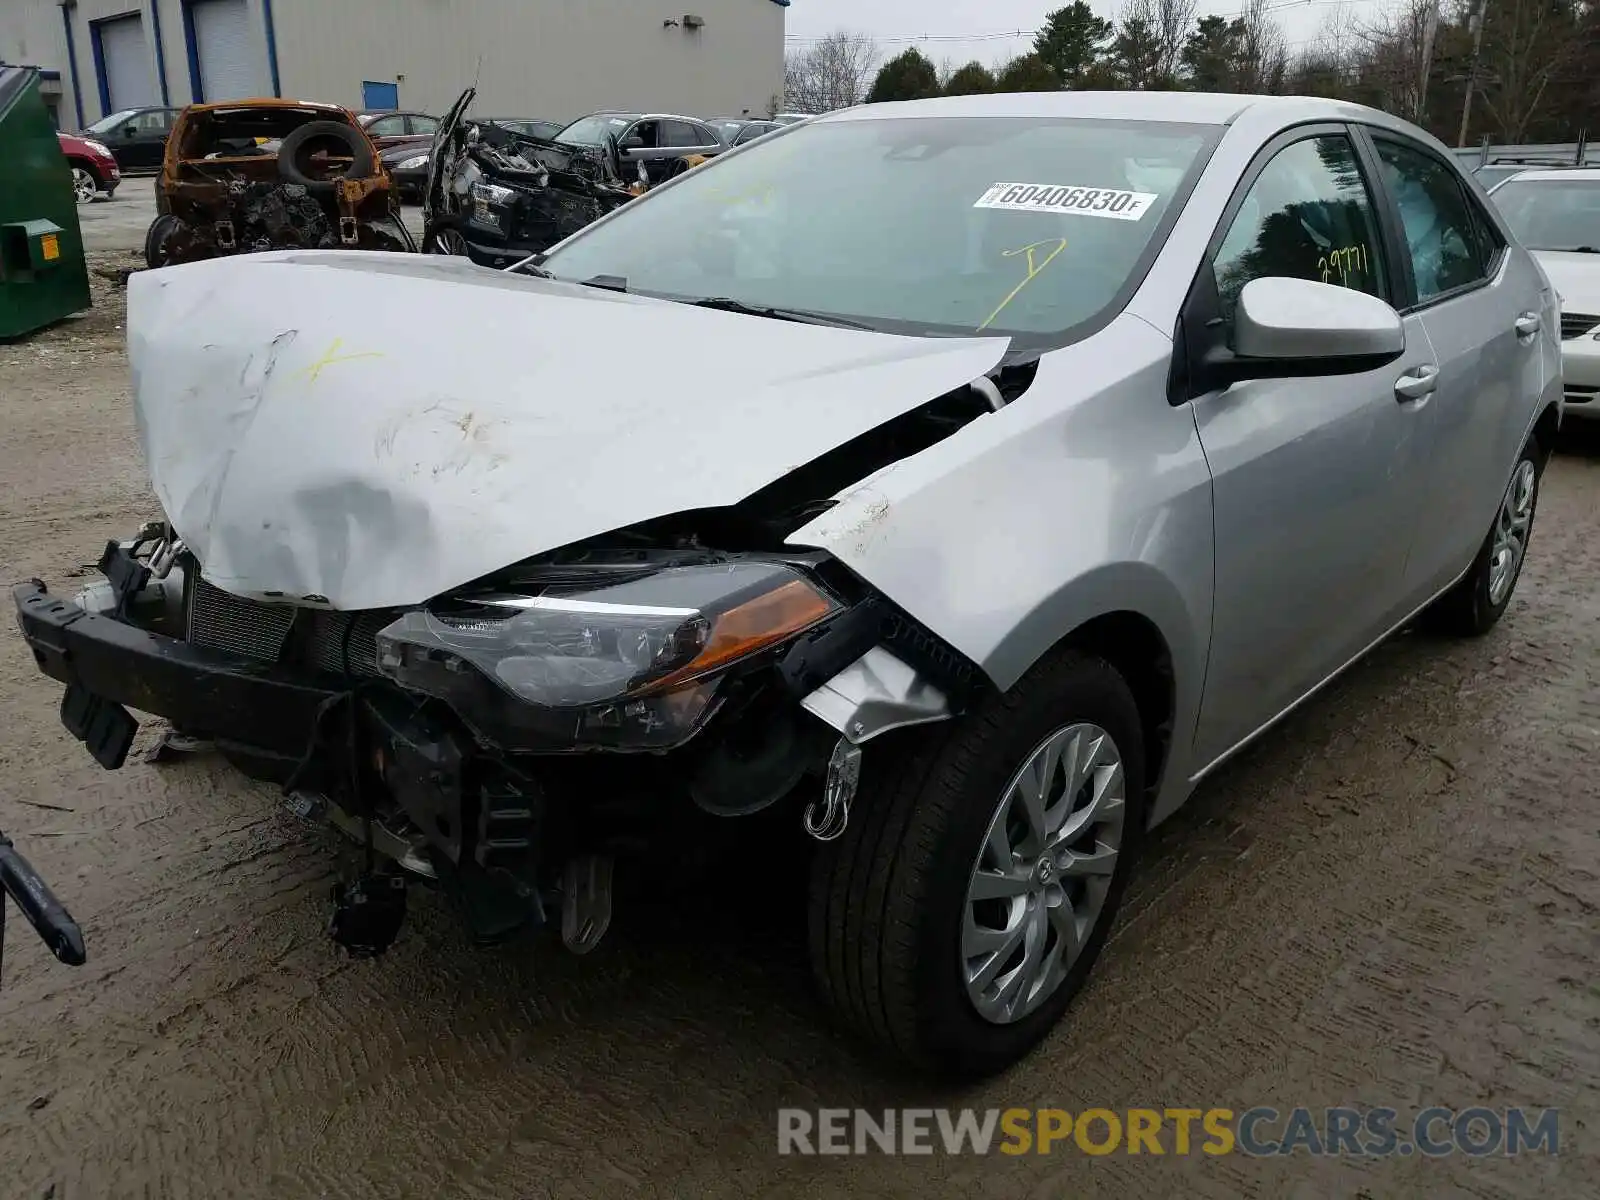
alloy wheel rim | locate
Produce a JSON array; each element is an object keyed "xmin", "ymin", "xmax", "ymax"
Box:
[
  {"xmin": 73, "ymin": 168, "xmax": 95, "ymax": 203},
  {"xmin": 962, "ymin": 723, "xmax": 1127, "ymax": 1025},
  {"xmin": 433, "ymin": 228, "xmax": 469, "ymax": 256},
  {"xmin": 1488, "ymin": 460, "xmax": 1536, "ymax": 606}
]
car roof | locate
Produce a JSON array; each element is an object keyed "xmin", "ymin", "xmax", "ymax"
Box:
[
  {"xmin": 583, "ymin": 111, "xmax": 709, "ymax": 123},
  {"xmin": 190, "ymin": 98, "xmax": 346, "ymax": 115},
  {"xmin": 814, "ymin": 90, "xmax": 1397, "ymax": 128},
  {"xmin": 1494, "ymin": 166, "xmax": 1600, "ymax": 183}
]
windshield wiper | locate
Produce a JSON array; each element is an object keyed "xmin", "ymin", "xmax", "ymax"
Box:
[
  {"xmin": 686, "ymin": 296, "xmax": 878, "ymax": 331},
  {"xmin": 1563, "ymin": 246, "xmax": 1599, "ymax": 254}
]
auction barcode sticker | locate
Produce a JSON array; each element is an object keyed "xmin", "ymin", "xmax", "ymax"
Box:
[{"xmin": 974, "ymin": 183, "xmax": 1159, "ymax": 222}]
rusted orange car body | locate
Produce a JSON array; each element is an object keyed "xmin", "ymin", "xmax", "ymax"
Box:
[{"xmin": 148, "ymin": 97, "xmax": 411, "ymax": 266}]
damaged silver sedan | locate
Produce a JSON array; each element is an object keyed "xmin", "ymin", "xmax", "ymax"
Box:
[{"xmin": 14, "ymin": 92, "xmax": 1561, "ymax": 1078}]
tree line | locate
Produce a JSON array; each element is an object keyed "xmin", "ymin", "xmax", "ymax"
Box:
[{"xmin": 783, "ymin": 0, "xmax": 1599, "ymax": 148}]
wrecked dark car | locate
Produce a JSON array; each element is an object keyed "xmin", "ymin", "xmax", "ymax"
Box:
[
  {"xmin": 421, "ymin": 89, "xmax": 642, "ymax": 267},
  {"xmin": 144, "ymin": 99, "xmax": 414, "ymax": 268}
]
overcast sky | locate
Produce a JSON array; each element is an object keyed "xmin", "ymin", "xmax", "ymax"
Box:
[{"xmin": 785, "ymin": 0, "xmax": 1390, "ymax": 70}]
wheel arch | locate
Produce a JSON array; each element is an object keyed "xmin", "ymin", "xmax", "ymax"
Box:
[
  {"xmin": 1049, "ymin": 609, "xmax": 1177, "ymax": 820},
  {"xmin": 65, "ymin": 155, "xmax": 101, "ymax": 184},
  {"xmin": 984, "ymin": 561, "xmax": 1204, "ymax": 820},
  {"xmin": 1532, "ymin": 399, "xmax": 1560, "ymax": 464}
]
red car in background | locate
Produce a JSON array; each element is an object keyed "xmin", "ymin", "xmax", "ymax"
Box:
[{"xmin": 57, "ymin": 130, "xmax": 120, "ymax": 203}]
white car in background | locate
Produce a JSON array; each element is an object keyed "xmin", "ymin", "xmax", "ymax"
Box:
[{"xmin": 1491, "ymin": 168, "xmax": 1600, "ymax": 417}]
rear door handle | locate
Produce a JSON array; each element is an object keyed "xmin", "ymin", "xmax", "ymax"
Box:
[
  {"xmin": 1394, "ymin": 364, "xmax": 1439, "ymax": 402},
  {"xmin": 1515, "ymin": 312, "xmax": 1541, "ymax": 338}
]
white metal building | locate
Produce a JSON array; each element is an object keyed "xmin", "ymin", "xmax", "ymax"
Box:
[{"xmin": 0, "ymin": 0, "xmax": 788, "ymax": 129}]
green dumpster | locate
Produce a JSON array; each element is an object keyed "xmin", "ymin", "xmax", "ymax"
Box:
[{"xmin": 0, "ymin": 66, "xmax": 91, "ymax": 339}]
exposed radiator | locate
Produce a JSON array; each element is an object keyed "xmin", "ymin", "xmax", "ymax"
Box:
[{"xmin": 186, "ymin": 574, "xmax": 394, "ymax": 677}]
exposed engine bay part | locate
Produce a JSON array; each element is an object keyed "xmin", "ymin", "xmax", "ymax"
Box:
[
  {"xmin": 328, "ymin": 872, "xmax": 409, "ymax": 958},
  {"xmin": 285, "ymin": 789, "xmax": 436, "ymax": 879},
  {"xmin": 559, "ymin": 855, "xmax": 614, "ymax": 954},
  {"xmin": 801, "ymin": 647, "xmax": 953, "ymax": 745},
  {"xmin": 688, "ymin": 701, "xmax": 825, "ymax": 816},
  {"xmin": 970, "ymin": 375, "xmax": 1005, "ymax": 412},
  {"xmin": 804, "ymin": 737, "xmax": 863, "ymax": 842},
  {"xmin": 18, "ymin": 517, "xmax": 988, "ymax": 960},
  {"xmin": 422, "ymin": 87, "xmax": 642, "ymax": 268},
  {"xmin": 146, "ymin": 100, "xmax": 413, "ymax": 269}
]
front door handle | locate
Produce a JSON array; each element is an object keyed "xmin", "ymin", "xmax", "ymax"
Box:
[
  {"xmin": 1394, "ymin": 364, "xmax": 1439, "ymax": 402},
  {"xmin": 1515, "ymin": 312, "xmax": 1541, "ymax": 338}
]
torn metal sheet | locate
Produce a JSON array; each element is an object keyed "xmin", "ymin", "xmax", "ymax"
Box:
[
  {"xmin": 801, "ymin": 647, "xmax": 951, "ymax": 744},
  {"xmin": 787, "ymin": 312, "xmax": 1215, "ymax": 700},
  {"xmin": 127, "ymin": 250, "xmax": 1009, "ymax": 612}
]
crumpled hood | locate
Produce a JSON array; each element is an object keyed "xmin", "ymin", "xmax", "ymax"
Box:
[
  {"xmin": 1532, "ymin": 250, "xmax": 1600, "ymax": 313},
  {"xmin": 127, "ymin": 251, "xmax": 1008, "ymax": 610}
]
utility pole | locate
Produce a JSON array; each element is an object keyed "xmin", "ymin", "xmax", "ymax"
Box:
[
  {"xmin": 1416, "ymin": 0, "xmax": 1441, "ymax": 124},
  {"xmin": 1457, "ymin": 0, "xmax": 1488, "ymax": 148}
]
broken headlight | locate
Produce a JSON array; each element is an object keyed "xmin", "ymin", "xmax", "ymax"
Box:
[
  {"xmin": 375, "ymin": 562, "xmax": 837, "ymax": 750},
  {"xmin": 469, "ymin": 181, "xmax": 517, "ymax": 230},
  {"xmin": 397, "ymin": 154, "xmax": 430, "ymax": 171}
]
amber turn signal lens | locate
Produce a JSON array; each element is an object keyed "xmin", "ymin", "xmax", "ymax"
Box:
[{"xmin": 642, "ymin": 578, "xmax": 835, "ymax": 692}]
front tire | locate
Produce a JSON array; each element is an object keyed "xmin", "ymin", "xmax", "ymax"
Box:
[
  {"xmin": 1423, "ymin": 435, "xmax": 1543, "ymax": 636},
  {"xmin": 425, "ymin": 226, "xmax": 469, "ymax": 256},
  {"xmin": 808, "ymin": 648, "xmax": 1148, "ymax": 1078},
  {"xmin": 71, "ymin": 165, "xmax": 97, "ymax": 204}
]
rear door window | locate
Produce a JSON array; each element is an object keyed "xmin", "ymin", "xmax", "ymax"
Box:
[
  {"xmin": 1373, "ymin": 137, "xmax": 1493, "ymax": 304},
  {"xmin": 664, "ymin": 121, "xmax": 704, "ymax": 149}
]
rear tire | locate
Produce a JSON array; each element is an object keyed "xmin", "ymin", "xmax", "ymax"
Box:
[
  {"xmin": 1422, "ymin": 435, "xmax": 1543, "ymax": 637},
  {"xmin": 808, "ymin": 648, "xmax": 1148, "ymax": 1079},
  {"xmin": 144, "ymin": 213, "xmax": 186, "ymax": 269}
]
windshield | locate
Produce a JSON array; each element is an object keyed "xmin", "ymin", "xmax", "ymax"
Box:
[
  {"xmin": 540, "ymin": 116, "xmax": 1215, "ymax": 342},
  {"xmin": 558, "ymin": 114, "xmax": 632, "ymax": 147},
  {"xmin": 1490, "ymin": 177, "xmax": 1600, "ymax": 251},
  {"xmin": 85, "ymin": 109, "xmax": 138, "ymax": 133}
]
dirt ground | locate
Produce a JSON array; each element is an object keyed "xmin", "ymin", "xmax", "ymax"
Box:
[{"xmin": 1, "ymin": 260, "xmax": 1598, "ymax": 1199}]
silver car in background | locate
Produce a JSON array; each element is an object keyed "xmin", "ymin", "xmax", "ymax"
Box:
[
  {"xmin": 14, "ymin": 92, "xmax": 1562, "ymax": 1079},
  {"xmin": 1489, "ymin": 167, "xmax": 1600, "ymax": 417}
]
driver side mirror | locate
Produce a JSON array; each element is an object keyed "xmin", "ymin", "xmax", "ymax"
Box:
[
  {"xmin": 620, "ymin": 134, "xmax": 645, "ymax": 153},
  {"xmin": 1209, "ymin": 276, "xmax": 1405, "ymax": 386}
]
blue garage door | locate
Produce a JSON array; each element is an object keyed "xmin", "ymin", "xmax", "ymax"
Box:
[
  {"xmin": 192, "ymin": 0, "xmax": 264, "ymax": 101},
  {"xmin": 361, "ymin": 81, "xmax": 398, "ymax": 110},
  {"xmin": 98, "ymin": 14, "xmax": 155, "ymax": 112}
]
